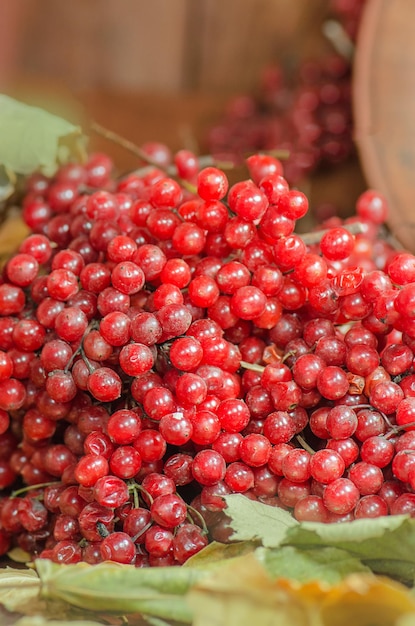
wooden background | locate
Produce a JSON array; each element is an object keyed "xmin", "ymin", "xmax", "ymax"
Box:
[
  {"xmin": 1, "ymin": 0, "xmax": 332, "ymax": 94},
  {"xmin": 0, "ymin": 0, "xmax": 366, "ymax": 217}
]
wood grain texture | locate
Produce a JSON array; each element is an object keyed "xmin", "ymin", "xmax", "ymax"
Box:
[
  {"xmin": 184, "ymin": 0, "xmax": 329, "ymax": 92},
  {"xmin": 0, "ymin": 1, "xmax": 366, "ymax": 217},
  {"xmin": 82, "ymin": 89, "xmax": 230, "ymax": 172},
  {"xmin": 0, "ymin": 2, "xmax": 24, "ymax": 85},
  {"xmin": 5, "ymin": 0, "xmax": 331, "ymax": 93},
  {"xmin": 18, "ymin": 0, "xmax": 189, "ymax": 90}
]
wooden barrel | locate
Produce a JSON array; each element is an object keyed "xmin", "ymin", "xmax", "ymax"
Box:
[{"xmin": 354, "ymin": 0, "xmax": 415, "ymax": 251}]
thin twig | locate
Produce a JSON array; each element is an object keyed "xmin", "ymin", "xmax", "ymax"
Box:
[
  {"xmin": 187, "ymin": 504, "xmax": 209, "ymax": 535},
  {"xmin": 296, "ymin": 435, "xmax": 315, "ymax": 455},
  {"xmin": 299, "ymin": 222, "xmax": 366, "ymax": 246},
  {"xmin": 322, "ymin": 19, "xmax": 354, "ymax": 60},
  {"xmin": 91, "ymin": 121, "xmax": 161, "ymax": 167},
  {"xmin": 239, "ymin": 360, "xmax": 265, "ymax": 373},
  {"xmin": 12, "ymin": 481, "xmax": 60, "ymax": 498},
  {"xmin": 352, "ymin": 403, "xmax": 395, "ymax": 430},
  {"xmin": 92, "ymin": 121, "xmax": 237, "ymax": 176}
]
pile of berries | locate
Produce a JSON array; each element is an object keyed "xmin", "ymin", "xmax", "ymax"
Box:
[
  {"xmin": 208, "ymin": 0, "xmax": 367, "ymax": 184},
  {"xmin": 0, "ymin": 144, "xmax": 414, "ymax": 569}
]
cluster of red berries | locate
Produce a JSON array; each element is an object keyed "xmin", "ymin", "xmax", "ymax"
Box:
[
  {"xmin": 208, "ymin": 0, "xmax": 367, "ymax": 185},
  {"xmin": 0, "ymin": 142, "xmax": 413, "ymax": 568}
]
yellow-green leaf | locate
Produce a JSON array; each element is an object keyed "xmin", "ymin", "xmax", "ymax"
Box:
[
  {"xmin": 0, "ymin": 567, "xmax": 40, "ymax": 612},
  {"xmin": 6, "ymin": 547, "xmax": 31, "ymax": 564},
  {"xmin": 184, "ymin": 540, "xmax": 258, "ymax": 568},
  {"xmin": 0, "ymin": 565, "xmax": 74, "ymax": 620},
  {"xmin": 0, "ymin": 94, "xmax": 87, "ymax": 176},
  {"xmin": 396, "ymin": 615, "xmax": 415, "ymax": 626},
  {"xmin": 224, "ymin": 493, "xmax": 298, "ymax": 547},
  {"xmin": 188, "ymin": 554, "xmax": 415, "ymax": 626},
  {"xmin": 187, "ymin": 552, "xmax": 311, "ymax": 626},
  {"xmin": 36, "ymin": 559, "xmax": 205, "ymax": 622}
]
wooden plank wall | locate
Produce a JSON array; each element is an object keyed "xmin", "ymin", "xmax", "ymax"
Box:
[{"xmin": 1, "ymin": 0, "xmax": 330, "ymax": 94}]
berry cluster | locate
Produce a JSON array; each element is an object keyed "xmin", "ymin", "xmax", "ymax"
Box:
[
  {"xmin": 207, "ymin": 0, "xmax": 367, "ymax": 185},
  {"xmin": 0, "ymin": 144, "xmax": 412, "ymax": 568}
]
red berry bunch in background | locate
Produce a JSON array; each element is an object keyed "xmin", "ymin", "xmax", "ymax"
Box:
[
  {"xmin": 0, "ymin": 137, "xmax": 413, "ymax": 569},
  {"xmin": 207, "ymin": 0, "xmax": 367, "ymax": 185}
]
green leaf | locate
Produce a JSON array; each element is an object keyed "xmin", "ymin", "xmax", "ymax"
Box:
[
  {"xmin": 284, "ymin": 514, "xmax": 415, "ymax": 584},
  {"xmin": 224, "ymin": 496, "xmax": 415, "ymax": 584},
  {"xmin": 184, "ymin": 540, "xmax": 258, "ymax": 568},
  {"xmin": 6, "ymin": 547, "xmax": 31, "ymax": 563},
  {"xmin": 36, "ymin": 559, "xmax": 207, "ymax": 623},
  {"xmin": 257, "ymin": 545, "xmax": 371, "ymax": 584},
  {"xmin": 223, "ymin": 494, "xmax": 298, "ymax": 547},
  {"xmin": 0, "ymin": 94, "xmax": 87, "ymax": 177}
]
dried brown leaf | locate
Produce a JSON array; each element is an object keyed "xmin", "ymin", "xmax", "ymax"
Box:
[{"xmin": 0, "ymin": 213, "xmax": 29, "ymax": 265}]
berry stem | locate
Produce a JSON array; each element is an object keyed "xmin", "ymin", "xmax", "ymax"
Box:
[
  {"xmin": 239, "ymin": 360, "xmax": 265, "ymax": 373},
  {"xmin": 91, "ymin": 122, "xmax": 162, "ymax": 169},
  {"xmin": 91, "ymin": 120, "xmax": 235, "ymax": 177},
  {"xmin": 296, "ymin": 434, "xmax": 315, "ymax": 455},
  {"xmin": 299, "ymin": 222, "xmax": 366, "ymax": 246},
  {"xmin": 186, "ymin": 504, "xmax": 209, "ymax": 535},
  {"xmin": 322, "ymin": 19, "xmax": 354, "ymax": 60},
  {"xmin": 352, "ymin": 404, "xmax": 395, "ymax": 429},
  {"xmin": 132, "ymin": 483, "xmax": 139, "ymax": 509},
  {"xmin": 65, "ymin": 321, "xmax": 99, "ymax": 374},
  {"xmin": 80, "ymin": 347, "xmax": 95, "ymax": 375},
  {"xmin": 11, "ymin": 481, "xmax": 60, "ymax": 498},
  {"xmin": 179, "ymin": 179, "xmax": 197, "ymax": 195},
  {"xmin": 385, "ymin": 421, "xmax": 415, "ymax": 439},
  {"xmin": 64, "ymin": 343, "xmax": 83, "ymax": 374},
  {"xmin": 128, "ymin": 481, "xmax": 153, "ymax": 506},
  {"xmin": 132, "ymin": 520, "xmax": 152, "ymax": 544},
  {"xmin": 91, "ymin": 121, "xmax": 199, "ymax": 195}
]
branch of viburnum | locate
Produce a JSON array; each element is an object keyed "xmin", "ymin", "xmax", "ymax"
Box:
[
  {"xmin": 91, "ymin": 121, "xmax": 288, "ymax": 178},
  {"xmin": 91, "ymin": 121, "xmax": 367, "ymax": 242},
  {"xmin": 91, "ymin": 120, "xmax": 230, "ymax": 188},
  {"xmin": 11, "ymin": 480, "xmax": 60, "ymax": 498},
  {"xmin": 91, "ymin": 122, "xmax": 162, "ymax": 168}
]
